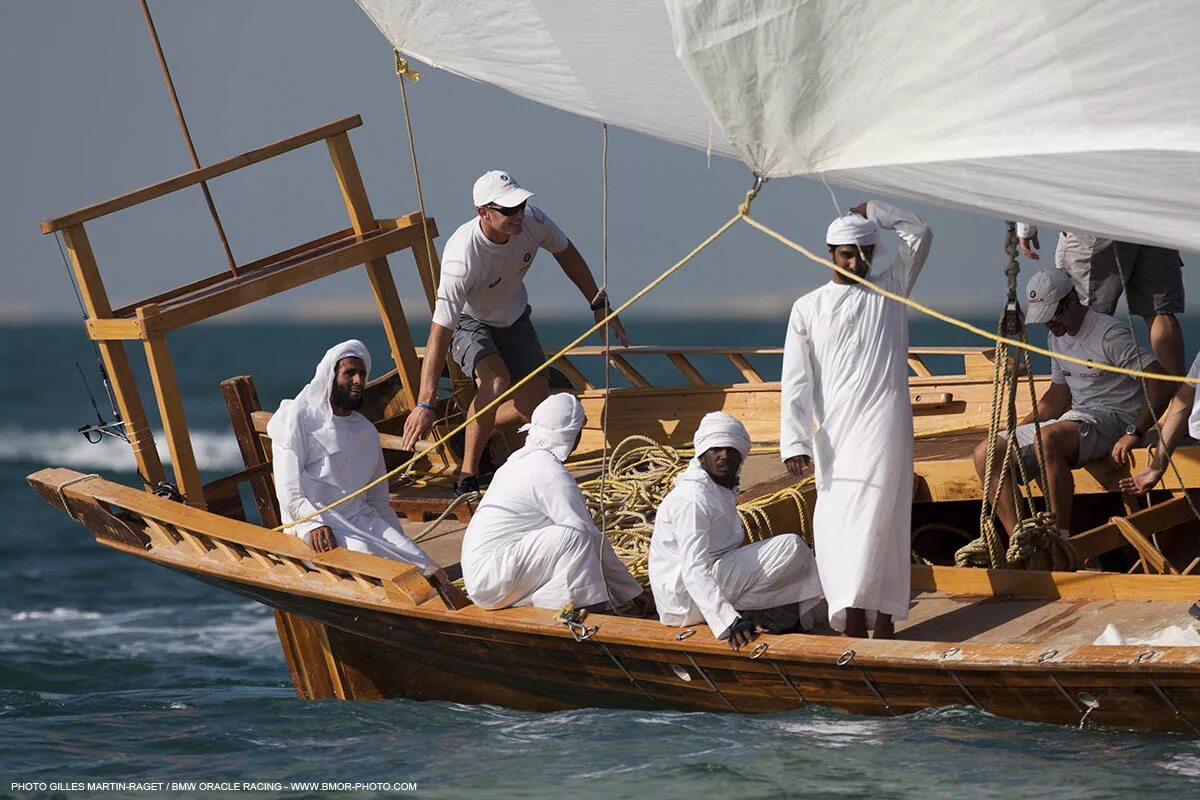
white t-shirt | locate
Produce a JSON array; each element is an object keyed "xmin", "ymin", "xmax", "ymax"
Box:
[
  {"xmin": 1186, "ymin": 351, "xmax": 1200, "ymax": 439},
  {"xmin": 1049, "ymin": 310, "xmax": 1155, "ymax": 419},
  {"xmin": 432, "ymin": 205, "xmax": 569, "ymax": 329}
]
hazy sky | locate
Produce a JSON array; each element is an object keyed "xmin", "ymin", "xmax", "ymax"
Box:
[{"xmin": 3, "ymin": 1, "xmax": 1196, "ymax": 324}]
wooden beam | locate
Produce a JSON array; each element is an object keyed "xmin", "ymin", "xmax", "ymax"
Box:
[
  {"xmin": 41, "ymin": 115, "xmax": 363, "ymax": 233},
  {"xmin": 137, "ymin": 304, "xmax": 205, "ymax": 508},
  {"xmin": 554, "ymin": 356, "xmax": 594, "ymax": 391},
  {"xmin": 220, "ymin": 376, "xmax": 281, "ymax": 528},
  {"xmin": 667, "ymin": 352, "xmax": 707, "ymax": 385},
  {"xmin": 109, "ymin": 226, "xmax": 360, "ymax": 319},
  {"xmin": 907, "ymin": 354, "xmax": 933, "ymax": 377},
  {"xmin": 61, "ymin": 225, "xmax": 165, "ymax": 485},
  {"xmin": 396, "ymin": 210, "xmax": 441, "ymax": 314},
  {"xmin": 326, "ymin": 132, "xmax": 458, "ymax": 468},
  {"xmin": 151, "ymin": 226, "xmax": 421, "ymax": 331},
  {"xmin": 608, "ymin": 354, "xmax": 651, "ymax": 388},
  {"xmin": 85, "ymin": 317, "xmax": 143, "ymax": 341},
  {"xmin": 727, "ymin": 353, "xmax": 765, "ymax": 383}
]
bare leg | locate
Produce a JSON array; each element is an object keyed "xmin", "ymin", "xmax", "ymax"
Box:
[
  {"xmin": 462, "ymin": 355, "xmax": 511, "ymax": 476},
  {"xmin": 974, "ymin": 438, "xmax": 1017, "ymax": 539},
  {"xmin": 1040, "ymin": 422, "xmax": 1081, "ymax": 531},
  {"xmin": 872, "ymin": 613, "xmax": 895, "ymax": 640},
  {"xmin": 463, "ymin": 357, "xmax": 550, "ymax": 476},
  {"xmin": 1144, "ymin": 314, "xmax": 1184, "ymax": 376},
  {"xmin": 842, "ymin": 608, "xmax": 867, "ymax": 638}
]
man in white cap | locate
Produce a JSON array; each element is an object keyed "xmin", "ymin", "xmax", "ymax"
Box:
[
  {"xmin": 460, "ymin": 393, "xmax": 650, "ymax": 613},
  {"xmin": 401, "ymin": 171, "xmax": 630, "ymax": 495},
  {"xmin": 1017, "ymin": 223, "xmax": 1185, "ymax": 376},
  {"xmin": 973, "ymin": 269, "xmax": 1170, "ymax": 541},
  {"xmin": 268, "ymin": 340, "xmax": 454, "ymax": 592},
  {"xmin": 650, "ymin": 412, "xmax": 823, "ymax": 651},
  {"xmin": 780, "ymin": 200, "xmax": 932, "ymax": 639}
]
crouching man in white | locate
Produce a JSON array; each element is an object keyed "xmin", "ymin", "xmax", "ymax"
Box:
[
  {"xmin": 461, "ymin": 393, "xmax": 650, "ymax": 612},
  {"xmin": 268, "ymin": 340, "xmax": 452, "ymax": 592},
  {"xmin": 649, "ymin": 412, "xmax": 823, "ymax": 651}
]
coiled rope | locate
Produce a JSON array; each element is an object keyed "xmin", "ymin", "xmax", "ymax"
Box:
[{"xmin": 579, "ymin": 435, "xmax": 814, "ymax": 582}]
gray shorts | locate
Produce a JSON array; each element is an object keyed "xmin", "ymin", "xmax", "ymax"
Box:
[
  {"xmin": 1055, "ymin": 232, "xmax": 1184, "ymax": 317},
  {"xmin": 1007, "ymin": 409, "xmax": 1127, "ymax": 477},
  {"xmin": 450, "ymin": 305, "xmax": 546, "ymax": 381}
]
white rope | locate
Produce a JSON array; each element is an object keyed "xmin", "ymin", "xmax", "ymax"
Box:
[{"xmin": 598, "ymin": 122, "xmax": 618, "ymax": 610}]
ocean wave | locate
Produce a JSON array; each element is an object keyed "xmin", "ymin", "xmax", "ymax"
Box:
[
  {"xmin": 7, "ymin": 608, "xmax": 104, "ymax": 622},
  {"xmin": 0, "ymin": 427, "xmax": 244, "ymax": 472}
]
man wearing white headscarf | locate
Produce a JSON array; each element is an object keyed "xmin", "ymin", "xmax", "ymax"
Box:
[
  {"xmin": 268, "ymin": 340, "xmax": 446, "ymax": 583},
  {"xmin": 649, "ymin": 412, "xmax": 823, "ymax": 651},
  {"xmin": 781, "ymin": 200, "xmax": 932, "ymax": 639},
  {"xmin": 460, "ymin": 393, "xmax": 648, "ymax": 612}
]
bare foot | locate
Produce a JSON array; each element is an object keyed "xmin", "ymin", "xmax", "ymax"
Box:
[{"xmin": 842, "ymin": 607, "xmax": 868, "ymax": 638}]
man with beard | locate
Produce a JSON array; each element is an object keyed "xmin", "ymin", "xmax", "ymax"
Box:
[
  {"xmin": 649, "ymin": 412, "xmax": 823, "ymax": 651},
  {"xmin": 781, "ymin": 200, "xmax": 932, "ymax": 639},
  {"xmin": 268, "ymin": 340, "xmax": 450, "ymax": 587}
]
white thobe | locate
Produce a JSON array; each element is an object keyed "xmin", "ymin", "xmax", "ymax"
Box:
[
  {"xmin": 272, "ymin": 411, "xmax": 439, "ymax": 575},
  {"xmin": 461, "ymin": 448, "xmax": 644, "ymax": 610},
  {"xmin": 649, "ymin": 461, "xmax": 823, "ymax": 639},
  {"xmin": 781, "ymin": 200, "xmax": 932, "ymax": 630}
]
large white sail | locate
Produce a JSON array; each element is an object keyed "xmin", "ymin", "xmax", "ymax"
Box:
[{"xmin": 356, "ymin": 0, "xmax": 1200, "ymax": 252}]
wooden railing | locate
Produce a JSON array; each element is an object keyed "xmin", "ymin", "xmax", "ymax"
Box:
[{"xmin": 40, "ymin": 115, "xmax": 455, "ymax": 508}]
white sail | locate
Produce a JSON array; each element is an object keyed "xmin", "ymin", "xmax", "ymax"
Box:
[{"xmin": 356, "ymin": 0, "xmax": 1200, "ymax": 252}]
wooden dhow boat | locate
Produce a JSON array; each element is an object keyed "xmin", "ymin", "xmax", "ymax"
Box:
[{"xmin": 28, "ymin": 113, "xmax": 1200, "ymax": 735}]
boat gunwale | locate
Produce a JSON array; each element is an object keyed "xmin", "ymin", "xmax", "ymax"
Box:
[{"xmin": 29, "ymin": 467, "xmax": 1200, "ymax": 675}]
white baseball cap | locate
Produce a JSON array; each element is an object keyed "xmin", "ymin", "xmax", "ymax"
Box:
[
  {"xmin": 1025, "ymin": 269, "xmax": 1075, "ymax": 324},
  {"xmin": 473, "ymin": 170, "xmax": 534, "ymax": 208}
]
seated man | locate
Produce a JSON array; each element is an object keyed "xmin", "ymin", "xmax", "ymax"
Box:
[
  {"xmin": 973, "ymin": 269, "xmax": 1171, "ymax": 538},
  {"xmin": 460, "ymin": 393, "xmax": 650, "ymax": 612},
  {"xmin": 649, "ymin": 412, "xmax": 823, "ymax": 651},
  {"xmin": 268, "ymin": 340, "xmax": 450, "ymax": 587}
]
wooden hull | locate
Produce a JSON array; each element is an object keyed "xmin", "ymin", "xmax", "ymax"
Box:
[{"xmin": 29, "ymin": 468, "xmax": 1200, "ymax": 734}]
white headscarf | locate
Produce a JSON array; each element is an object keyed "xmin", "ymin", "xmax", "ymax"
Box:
[
  {"xmin": 511, "ymin": 393, "xmax": 585, "ymax": 462},
  {"xmin": 826, "ymin": 213, "xmax": 880, "ymax": 247},
  {"xmin": 693, "ymin": 411, "xmax": 751, "ymax": 459},
  {"xmin": 267, "ymin": 339, "xmax": 371, "ymax": 455}
]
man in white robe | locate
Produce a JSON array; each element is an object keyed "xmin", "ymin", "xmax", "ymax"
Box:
[
  {"xmin": 781, "ymin": 201, "xmax": 933, "ymax": 638},
  {"xmin": 460, "ymin": 393, "xmax": 649, "ymax": 612},
  {"xmin": 268, "ymin": 340, "xmax": 451, "ymax": 588},
  {"xmin": 649, "ymin": 412, "xmax": 823, "ymax": 651}
]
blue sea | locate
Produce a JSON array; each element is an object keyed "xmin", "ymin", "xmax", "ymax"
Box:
[{"xmin": 4, "ymin": 318, "xmax": 1200, "ymax": 799}]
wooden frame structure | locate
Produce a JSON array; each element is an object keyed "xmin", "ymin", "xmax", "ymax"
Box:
[{"xmin": 41, "ymin": 115, "xmax": 455, "ymax": 507}]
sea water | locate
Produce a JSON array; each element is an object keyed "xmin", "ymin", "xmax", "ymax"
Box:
[{"xmin": 3, "ymin": 319, "xmax": 1200, "ymax": 799}]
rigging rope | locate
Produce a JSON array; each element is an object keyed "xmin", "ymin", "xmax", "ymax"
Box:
[{"xmin": 273, "ymin": 210, "xmax": 744, "ymax": 532}]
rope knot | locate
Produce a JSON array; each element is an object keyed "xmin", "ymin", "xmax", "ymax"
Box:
[{"xmin": 394, "ymin": 50, "xmax": 421, "ymax": 81}]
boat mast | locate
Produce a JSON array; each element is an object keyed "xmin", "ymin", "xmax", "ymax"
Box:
[{"xmin": 138, "ymin": 0, "xmax": 239, "ymax": 277}]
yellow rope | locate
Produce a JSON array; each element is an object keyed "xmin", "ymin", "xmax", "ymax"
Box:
[
  {"xmin": 274, "ymin": 212, "xmax": 742, "ymax": 531},
  {"xmin": 737, "ymin": 213, "xmax": 1200, "ymax": 385}
]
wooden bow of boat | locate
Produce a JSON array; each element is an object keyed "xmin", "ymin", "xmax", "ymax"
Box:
[{"xmin": 27, "ymin": 467, "xmax": 1200, "ymax": 733}]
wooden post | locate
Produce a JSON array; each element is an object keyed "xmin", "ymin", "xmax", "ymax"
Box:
[
  {"xmin": 60, "ymin": 224, "xmax": 166, "ymax": 487},
  {"xmin": 220, "ymin": 376, "xmax": 280, "ymax": 527},
  {"xmin": 136, "ymin": 304, "xmax": 205, "ymax": 507},
  {"xmin": 325, "ymin": 132, "xmax": 421, "ymax": 410},
  {"xmin": 326, "ymin": 132, "xmax": 461, "ymax": 468}
]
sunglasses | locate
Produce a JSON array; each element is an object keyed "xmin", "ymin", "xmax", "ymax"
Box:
[{"xmin": 485, "ymin": 200, "xmax": 527, "ymax": 217}]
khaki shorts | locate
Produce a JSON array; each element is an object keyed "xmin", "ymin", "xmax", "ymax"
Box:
[
  {"xmin": 1006, "ymin": 409, "xmax": 1127, "ymax": 477},
  {"xmin": 450, "ymin": 305, "xmax": 546, "ymax": 381},
  {"xmin": 1055, "ymin": 233, "xmax": 1184, "ymax": 317}
]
